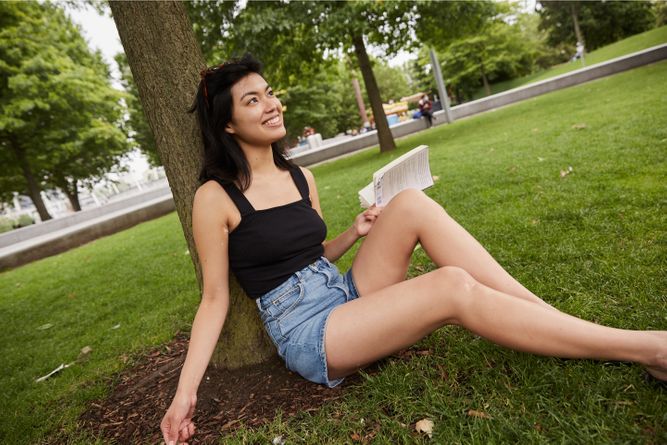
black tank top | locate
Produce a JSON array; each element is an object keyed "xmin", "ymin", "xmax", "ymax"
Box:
[{"xmin": 215, "ymin": 165, "xmax": 326, "ymax": 298}]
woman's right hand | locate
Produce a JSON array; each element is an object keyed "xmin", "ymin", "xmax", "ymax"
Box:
[{"xmin": 160, "ymin": 391, "xmax": 197, "ymax": 445}]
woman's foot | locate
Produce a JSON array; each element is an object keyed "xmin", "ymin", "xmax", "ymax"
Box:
[
  {"xmin": 645, "ymin": 334, "xmax": 667, "ymax": 382},
  {"xmin": 645, "ymin": 366, "xmax": 667, "ymax": 382}
]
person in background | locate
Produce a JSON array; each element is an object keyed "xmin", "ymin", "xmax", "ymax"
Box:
[{"xmin": 419, "ymin": 94, "xmax": 434, "ymax": 128}]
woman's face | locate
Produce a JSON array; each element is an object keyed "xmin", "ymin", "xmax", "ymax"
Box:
[{"xmin": 225, "ymin": 72, "xmax": 286, "ymax": 147}]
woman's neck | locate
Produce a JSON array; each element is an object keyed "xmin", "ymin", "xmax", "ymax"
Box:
[{"xmin": 240, "ymin": 143, "xmax": 279, "ymax": 177}]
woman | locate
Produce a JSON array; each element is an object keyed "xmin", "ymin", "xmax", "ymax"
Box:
[{"xmin": 161, "ymin": 55, "xmax": 666, "ymax": 445}]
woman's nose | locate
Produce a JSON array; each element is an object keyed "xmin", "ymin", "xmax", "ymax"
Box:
[{"xmin": 264, "ymin": 97, "xmax": 280, "ymax": 113}]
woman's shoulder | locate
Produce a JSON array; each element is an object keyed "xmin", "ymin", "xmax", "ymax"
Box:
[
  {"xmin": 194, "ymin": 180, "xmax": 239, "ymax": 221},
  {"xmin": 295, "ymin": 165, "xmax": 314, "ymax": 182}
]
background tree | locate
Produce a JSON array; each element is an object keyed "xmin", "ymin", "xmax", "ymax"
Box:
[
  {"xmin": 186, "ymin": 0, "xmax": 494, "ymax": 153},
  {"xmin": 537, "ymin": 1, "xmax": 655, "ymax": 51},
  {"xmin": 410, "ymin": 5, "xmax": 565, "ymax": 104},
  {"xmin": 368, "ymin": 58, "xmax": 413, "ymax": 103},
  {"xmin": 0, "ymin": 1, "xmax": 130, "ymax": 219},
  {"xmin": 439, "ymin": 19, "xmax": 542, "ymax": 98},
  {"xmin": 109, "ymin": 0, "xmax": 275, "ymax": 368},
  {"xmin": 280, "ymin": 61, "xmax": 360, "ymax": 141},
  {"xmin": 115, "ymin": 52, "xmax": 160, "ymax": 167}
]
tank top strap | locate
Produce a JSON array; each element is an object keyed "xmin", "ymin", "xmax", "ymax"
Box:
[
  {"xmin": 211, "ymin": 177, "xmax": 255, "ymax": 216},
  {"xmin": 289, "ymin": 165, "xmax": 311, "ymax": 202}
]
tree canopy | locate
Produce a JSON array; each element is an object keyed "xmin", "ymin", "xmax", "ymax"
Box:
[
  {"xmin": 186, "ymin": 0, "xmax": 495, "ymax": 152},
  {"xmin": 0, "ymin": 1, "xmax": 130, "ymax": 217},
  {"xmin": 537, "ymin": 0, "xmax": 655, "ymax": 51}
]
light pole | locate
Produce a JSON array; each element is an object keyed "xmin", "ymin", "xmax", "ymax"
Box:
[{"xmin": 429, "ymin": 47, "xmax": 453, "ymax": 124}]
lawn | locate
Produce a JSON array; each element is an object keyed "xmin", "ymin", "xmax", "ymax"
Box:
[
  {"xmin": 471, "ymin": 25, "xmax": 667, "ymax": 100},
  {"xmin": 1, "ymin": 60, "xmax": 666, "ymax": 444}
]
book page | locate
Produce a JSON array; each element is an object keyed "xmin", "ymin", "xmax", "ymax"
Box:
[
  {"xmin": 358, "ymin": 182, "xmax": 374, "ymax": 208},
  {"xmin": 373, "ymin": 146, "xmax": 433, "ymax": 206}
]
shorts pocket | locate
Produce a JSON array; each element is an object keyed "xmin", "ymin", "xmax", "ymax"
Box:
[
  {"xmin": 322, "ymin": 266, "xmax": 349, "ymax": 296},
  {"xmin": 270, "ymin": 282, "xmax": 304, "ymax": 321}
]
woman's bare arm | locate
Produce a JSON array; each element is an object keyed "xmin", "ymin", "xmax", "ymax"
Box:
[{"xmin": 174, "ymin": 182, "xmax": 233, "ymax": 398}]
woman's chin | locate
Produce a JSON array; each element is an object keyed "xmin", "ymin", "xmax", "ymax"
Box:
[{"xmin": 268, "ymin": 125, "xmax": 287, "ymax": 141}]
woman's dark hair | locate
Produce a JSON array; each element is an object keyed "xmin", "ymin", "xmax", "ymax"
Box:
[{"xmin": 189, "ymin": 53, "xmax": 295, "ymax": 191}]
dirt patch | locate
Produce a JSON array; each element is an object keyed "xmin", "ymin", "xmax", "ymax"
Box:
[{"xmin": 77, "ymin": 332, "xmax": 376, "ymax": 444}]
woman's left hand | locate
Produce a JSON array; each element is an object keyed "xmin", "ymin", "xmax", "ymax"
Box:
[{"xmin": 353, "ymin": 204, "xmax": 383, "ymax": 238}]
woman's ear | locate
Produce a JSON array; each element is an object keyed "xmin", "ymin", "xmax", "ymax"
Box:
[{"xmin": 224, "ymin": 123, "xmax": 236, "ymax": 135}]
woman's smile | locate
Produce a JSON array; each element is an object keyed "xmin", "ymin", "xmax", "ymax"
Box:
[{"xmin": 262, "ymin": 115, "xmax": 282, "ymax": 127}]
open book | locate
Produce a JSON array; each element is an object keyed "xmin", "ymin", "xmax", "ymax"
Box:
[{"xmin": 358, "ymin": 145, "xmax": 434, "ymax": 208}]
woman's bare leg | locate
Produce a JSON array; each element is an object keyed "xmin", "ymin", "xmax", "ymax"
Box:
[
  {"xmin": 326, "ymin": 266, "xmax": 667, "ymax": 380},
  {"xmin": 350, "ymin": 189, "xmax": 554, "ymax": 309}
]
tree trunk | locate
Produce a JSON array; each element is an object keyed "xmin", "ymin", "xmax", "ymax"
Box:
[
  {"xmin": 9, "ymin": 138, "xmax": 52, "ymax": 221},
  {"xmin": 109, "ymin": 0, "xmax": 275, "ymax": 368},
  {"xmin": 351, "ymin": 77, "xmax": 368, "ymax": 126},
  {"xmin": 480, "ymin": 64, "xmax": 491, "ymax": 96},
  {"xmin": 62, "ymin": 179, "xmax": 81, "ymax": 212},
  {"xmin": 352, "ymin": 33, "xmax": 396, "ymax": 153},
  {"xmin": 570, "ymin": 2, "xmax": 584, "ymax": 46}
]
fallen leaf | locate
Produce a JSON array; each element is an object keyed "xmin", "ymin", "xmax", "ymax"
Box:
[
  {"xmin": 272, "ymin": 435, "xmax": 285, "ymax": 445},
  {"xmin": 432, "ymin": 175, "xmax": 439, "ymax": 181},
  {"xmin": 350, "ymin": 432, "xmax": 362, "ymax": 441},
  {"xmin": 37, "ymin": 323, "xmax": 53, "ymax": 331},
  {"xmin": 467, "ymin": 409, "xmax": 491, "ymax": 419},
  {"xmin": 560, "ymin": 166, "xmax": 573, "ymax": 178},
  {"xmin": 80, "ymin": 346, "xmax": 93, "ymax": 356},
  {"xmin": 184, "ymin": 250, "xmax": 190, "ymax": 255},
  {"xmin": 571, "ymin": 123, "xmax": 587, "ymax": 130},
  {"xmin": 110, "ymin": 323, "xmax": 121, "ymax": 330},
  {"xmin": 415, "ymin": 418, "xmax": 434, "ymax": 438}
]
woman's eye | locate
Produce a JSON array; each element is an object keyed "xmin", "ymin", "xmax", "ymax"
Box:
[
  {"xmin": 268, "ymin": 90, "xmax": 274, "ymax": 96},
  {"xmin": 248, "ymin": 97, "xmax": 258, "ymax": 104}
]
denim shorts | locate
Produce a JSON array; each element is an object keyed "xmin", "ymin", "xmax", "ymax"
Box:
[{"xmin": 255, "ymin": 256, "xmax": 360, "ymax": 387}]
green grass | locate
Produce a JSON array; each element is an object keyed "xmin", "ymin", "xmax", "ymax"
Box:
[
  {"xmin": 2, "ymin": 60, "xmax": 667, "ymax": 444},
  {"xmin": 472, "ymin": 25, "xmax": 667, "ymax": 100}
]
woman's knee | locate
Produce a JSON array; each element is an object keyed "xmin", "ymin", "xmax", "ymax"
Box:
[
  {"xmin": 387, "ymin": 188, "xmax": 441, "ymax": 215},
  {"xmin": 428, "ymin": 266, "xmax": 479, "ymax": 317}
]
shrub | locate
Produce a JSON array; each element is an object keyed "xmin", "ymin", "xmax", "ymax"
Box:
[
  {"xmin": 0, "ymin": 217, "xmax": 13, "ymax": 233},
  {"xmin": 16, "ymin": 214, "xmax": 34, "ymax": 228}
]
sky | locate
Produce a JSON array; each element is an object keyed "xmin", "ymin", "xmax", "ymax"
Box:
[{"xmin": 64, "ymin": 4, "xmax": 123, "ymax": 88}]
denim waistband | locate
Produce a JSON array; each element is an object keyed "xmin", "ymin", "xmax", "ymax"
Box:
[{"xmin": 256, "ymin": 256, "xmax": 332, "ymax": 308}]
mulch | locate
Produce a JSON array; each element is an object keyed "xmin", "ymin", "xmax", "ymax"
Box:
[{"xmin": 76, "ymin": 331, "xmax": 393, "ymax": 444}]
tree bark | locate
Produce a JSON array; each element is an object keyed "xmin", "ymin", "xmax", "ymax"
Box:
[
  {"xmin": 480, "ymin": 64, "xmax": 491, "ymax": 96},
  {"xmin": 62, "ymin": 179, "xmax": 81, "ymax": 212},
  {"xmin": 352, "ymin": 33, "xmax": 396, "ymax": 153},
  {"xmin": 570, "ymin": 2, "xmax": 584, "ymax": 45},
  {"xmin": 9, "ymin": 138, "xmax": 52, "ymax": 221},
  {"xmin": 109, "ymin": 0, "xmax": 275, "ymax": 368},
  {"xmin": 351, "ymin": 77, "xmax": 368, "ymax": 127}
]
